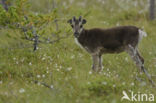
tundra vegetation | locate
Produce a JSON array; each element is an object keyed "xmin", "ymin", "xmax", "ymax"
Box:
[{"xmin": 0, "ymin": 0, "xmax": 156, "ymax": 103}]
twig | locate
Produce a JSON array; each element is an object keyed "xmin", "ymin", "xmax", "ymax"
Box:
[
  {"xmin": 54, "ymin": 19, "xmax": 59, "ymax": 31},
  {"xmin": 33, "ymin": 80, "xmax": 53, "ymax": 90},
  {"xmin": 31, "ymin": 28, "xmax": 39, "ymax": 51}
]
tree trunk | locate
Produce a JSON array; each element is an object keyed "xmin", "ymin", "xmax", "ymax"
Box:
[{"xmin": 149, "ymin": 0, "xmax": 155, "ymax": 20}]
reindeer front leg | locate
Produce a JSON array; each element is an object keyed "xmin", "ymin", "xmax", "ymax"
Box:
[
  {"xmin": 92, "ymin": 54, "xmax": 99, "ymax": 72},
  {"xmin": 98, "ymin": 54, "xmax": 103, "ymax": 72}
]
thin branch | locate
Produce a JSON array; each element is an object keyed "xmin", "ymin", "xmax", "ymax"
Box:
[
  {"xmin": 41, "ymin": 33, "xmax": 70, "ymax": 44},
  {"xmin": 33, "ymin": 80, "xmax": 53, "ymax": 90},
  {"xmin": 31, "ymin": 28, "xmax": 39, "ymax": 51},
  {"xmin": 54, "ymin": 19, "xmax": 59, "ymax": 31}
]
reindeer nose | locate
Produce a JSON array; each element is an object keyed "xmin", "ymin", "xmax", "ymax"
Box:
[
  {"xmin": 74, "ymin": 32, "xmax": 79, "ymax": 37},
  {"xmin": 74, "ymin": 32, "xmax": 78, "ymax": 35}
]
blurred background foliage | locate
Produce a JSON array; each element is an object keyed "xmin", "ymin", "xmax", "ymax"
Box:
[{"xmin": 0, "ymin": 0, "xmax": 156, "ymax": 103}]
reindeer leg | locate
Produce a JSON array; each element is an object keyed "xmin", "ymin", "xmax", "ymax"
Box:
[
  {"xmin": 126, "ymin": 45, "xmax": 155, "ymax": 86},
  {"xmin": 98, "ymin": 54, "xmax": 103, "ymax": 72},
  {"xmin": 92, "ymin": 54, "xmax": 99, "ymax": 72},
  {"xmin": 136, "ymin": 49, "xmax": 144, "ymax": 64}
]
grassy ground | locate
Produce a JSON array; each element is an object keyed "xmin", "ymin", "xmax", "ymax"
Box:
[{"xmin": 0, "ymin": 0, "xmax": 156, "ymax": 103}]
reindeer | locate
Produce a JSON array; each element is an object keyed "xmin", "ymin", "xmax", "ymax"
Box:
[{"xmin": 67, "ymin": 16, "xmax": 155, "ymax": 86}]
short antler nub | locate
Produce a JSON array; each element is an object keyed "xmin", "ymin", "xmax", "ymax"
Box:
[
  {"xmin": 73, "ymin": 16, "xmax": 76, "ymax": 21},
  {"xmin": 79, "ymin": 16, "xmax": 82, "ymax": 21}
]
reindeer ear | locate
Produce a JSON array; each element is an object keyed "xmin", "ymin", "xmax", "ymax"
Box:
[
  {"xmin": 67, "ymin": 19, "xmax": 72, "ymax": 24},
  {"xmin": 82, "ymin": 19, "xmax": 87, "ymax": 24}
]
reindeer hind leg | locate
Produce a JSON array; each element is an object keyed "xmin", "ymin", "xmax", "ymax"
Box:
[{"xmin": 126, "ymin": 45, "xmax": 155, "ymax": 86}]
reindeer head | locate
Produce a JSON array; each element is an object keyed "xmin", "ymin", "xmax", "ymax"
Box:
[{"xmin": 67, "ymin": 16, "xmax": 86, "ymax": 38}]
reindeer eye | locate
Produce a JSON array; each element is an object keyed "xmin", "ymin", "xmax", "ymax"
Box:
[
  {"xmin": 80, "ymin": 25, "xmax": 83, "ymax": 28},
  {"xmin": 71, "ymin": 25, "xmax": 73, "ymax": 27}
]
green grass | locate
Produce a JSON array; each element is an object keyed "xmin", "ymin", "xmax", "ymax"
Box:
[{"xmin": 0, "ymin": 0, "xmax": 156, "ymax": 103}]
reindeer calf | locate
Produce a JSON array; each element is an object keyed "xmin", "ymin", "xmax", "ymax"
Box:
[{"xmin": 67, "ymin": 16, "xmax": 155, "ymax": 86}]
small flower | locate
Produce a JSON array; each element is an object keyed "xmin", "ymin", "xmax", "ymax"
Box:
[
  {"xmin": 67, "ymin": 67, "xmax": 72, "ymax": 71},
  {"xmin": 21, "ymin": 58, "xmax": 25, "ymax": 62},
  {"xmin": 37, "ymin": 82, "xmax": 41, "ymax": 86},
  {"xmin": 122, "ymin": 82, "xmax": 126, "ymax": 85},
  {"xmin": 42, "ymin": 57, "xmax": 46, "ymax": 61},
  {"xmin": 149, "ymin": 52, "xmax": 152, "ymax": 55},
  {"xmin": 19, "ymin": 88, "xmax": 25, "ymax": 93},
  {"xmin": 70, "ymin": 55, "xmax": 75, "ymax": 59},
  {"xmin": 0, "ymin": 81, "xmax": 3, "ymax": 84},
  {"xmin": 16, "ymin": 61, "xmax": 19, "ymax": 64},
  {"xmin": 125, "ymin": 57, "xmax": 128, "ymax": 62},
  {"xmin": 89, "ymin": 71, "xmax": 92, "ymax": 75},
  {"xmin": 13, "ymin": 57, "xmax": 16, "ymax": 60},
  {"xmin": 29, "ymin": 62, "xmax": 32, "ymax": 66},
  {"xmin": 140, "ymin": 82, "xmax": 146, "ymax": 86},
  {"xmin": 42, "ymin": 74, "xmax": 45, "ymax": 78},
  {"xmin": 50, "ymin": 85, "xmax": 54, "ymax": 89},
  {"xmin": 102, "ymin": 81, "xmax": 107, "ymax": 85},
  {"xmin": 87, "ymin": 82, "xmax": 91, "ymax": 85},
  {"xmin": 37, "ymin": 75, "xmax": 41, "ymax": 78},
  {"xmin": 131, "ymin": 82, "xmax": 134, "ymax": 86},
  {"xmin": 59, "ymin": 66, "xmax": 62, "ymax": 69},
  {"xmin": 79, "ymin": 53, "xmax": 83, "ymax": 57},
  {"xmin": 113, "ymin": 84, "xmax": 116, "ymax": 88}
]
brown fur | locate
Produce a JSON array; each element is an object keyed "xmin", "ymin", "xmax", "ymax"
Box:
[{"xmin": 77, "ymin": 26, "xmax": 139, "ymax": 55}]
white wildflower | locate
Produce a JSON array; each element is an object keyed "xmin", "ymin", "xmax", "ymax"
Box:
[
  {"xmin": 29, "ymin": 62, "xmax": 32, "ymax": 66},
  {"xmin": 13, "ymin": 57, "xmax": 16, "ymax": 60},
  {"xmin": 71, "ymin": 55, "xmax": 75, "ymax": 59},
  {"xmin": 122, "ymin": 82, "xmax": 125, "ymax": 85},
  {"xmin": 50, "ymin": 85, "xmax": 54, "ymax": 89},
  {"xmin": 149, "ymin": 52, "xmax": 152, "ymax": 55},
  {"xmin": 21, "ymin": 58, "xmax": 25, "ymax": 62},
  {"xmin": 19, "ymin": 88, "xmax": 25, "ymax": 93},
  {"xmin": 131, "ymin": 82, "xmax": 134, "ymax": 86},
  {"xmin": 37, "ymin": 75, "xmax": 41, "ymax": 78},
  {"xmin": 67, "ymin": 67, "xmax": 72, "ymax": 71},
  {"xmin": 89, "ymin": 71, "xmax": 92, "ymax": 75},
  {"xmin": 16, "ymin": 61, "xmax": 19, "ymax": 64},
  {"xmin": 59, "ymin": 66, "xmax": 62, "ymax": 69},
  {"xmin": 37, "ymin": 82, "xmax": 41, "ymax": 86},
  {"xmin": 87, "ymin": 82, "xmax": 91, "ymax": 85},
  {"xmin": 102, "ymin": 81, "xmax": 107, "ymax": 85},
  {"xmin": 113, "ymin": 84, "xmax": 116, "ymax": 88},
  {"xmin": 42, "ymin": 57, "xmax": 45, "ymax": 61},
  {"xmin": 42, "ymin": 74, "xmax": 45, "ymax": 78},
  {"xmin": 140, "ymin": 82, "xmax": 146, "ymax": 86},
  {"xmin": 125, "ymin": 57, "xmax": 128, "ymax": 62},
  {"xmin": 0, "ymin": 81, "xmax": 2, "ymax": 84}
]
